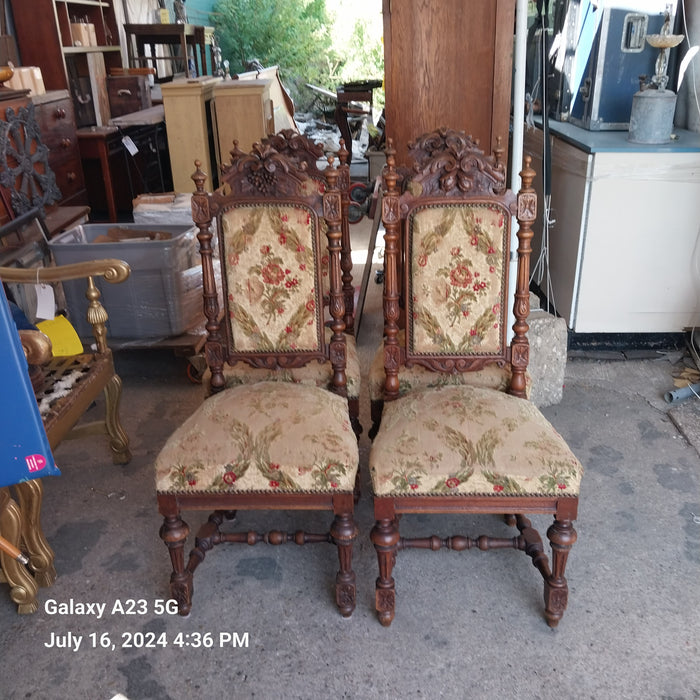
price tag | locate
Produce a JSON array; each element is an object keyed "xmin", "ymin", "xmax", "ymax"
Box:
[
  {"xmin": 122, "ymin": 135, "xmax": 139, "ymax": 156},
  {"xmin": 34, "ymin": 283, "xmax": 55, "ymax": 321}
]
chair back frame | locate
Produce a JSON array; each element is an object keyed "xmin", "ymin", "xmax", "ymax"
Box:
[
  {"xmin": 190, "ymin": 143, "xmax": 348, "ymax": 397},
  {"xmin": 380, "ymin": 131, "xmax": 536, "ymax": 404}
]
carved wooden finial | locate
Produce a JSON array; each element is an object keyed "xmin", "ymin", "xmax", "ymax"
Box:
[
  {"xmin": 520, "ymin": 155, "xmax": 535, "ymax": 191},
  {"xmin": 325, "ymin": 156, "xmax": 339, "ymax": 189},
  {"xmin": 338, "ymin": 139, "xmax": 348, "ymax": 166},
  {"xmin": 494, "ymin": 136, "xmax": 504, "ymax": 167},
  {"xmin": 191, "ymin": 160, "xmax": 207, "ymax": 193}
]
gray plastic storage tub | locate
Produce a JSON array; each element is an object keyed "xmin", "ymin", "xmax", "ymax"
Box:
[{"xmin": 49, "ymin": 223, "xmax": 202, "ymax": 340}]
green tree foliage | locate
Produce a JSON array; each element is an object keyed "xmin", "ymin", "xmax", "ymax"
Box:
[
  {"xmin": 212, "ymin": 0, "xmax": 383, "ymax": 110},
  {"xmin": 213, "ymin": 0, "xmax": 334, "ymax": 92}
]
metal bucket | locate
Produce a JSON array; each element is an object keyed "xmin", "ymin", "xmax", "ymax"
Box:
[{"xmin": 628, "ymin": 89, "xmax": 678, "ymax": 144}]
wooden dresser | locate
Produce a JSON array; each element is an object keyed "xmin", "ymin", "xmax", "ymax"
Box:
[
  {"xmin": 32, "ymin": 90, "xmax": 87, "ymax": 209},
  {"xmin": 0, "ymin": 88, "xmax": 88, "ymax": 234}
]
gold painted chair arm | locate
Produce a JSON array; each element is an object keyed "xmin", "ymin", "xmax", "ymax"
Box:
[
  {"xmin": 0, "ymin": 259, "xmax": 131, "ymax": 285},
  {"xmin": 0, "ymin": 259, "xmax": 131, "ymax": 354}
]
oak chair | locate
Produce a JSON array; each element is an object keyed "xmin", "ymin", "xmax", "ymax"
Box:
[
  {"xmin": 154, "ymin": 146, "xmax": 359, "ymax": 617},
  {"xmin": 369, "ymin": 133, "xmax": 583, "ymax": 627},
  {"xmin": 366, "ymin": 128, "xmax": 528, "ymax": 437},
  {"xmin": 207, "ymin": 134, "xmax": 362, "ymax": 436}
]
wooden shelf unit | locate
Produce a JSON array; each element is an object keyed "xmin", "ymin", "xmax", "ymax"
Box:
[{"xmin": 10, "ymin": 0, "xmax": 123, "ymax": 125}]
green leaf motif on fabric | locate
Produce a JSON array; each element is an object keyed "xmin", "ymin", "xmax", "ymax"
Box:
[
  {"xmin": 537, "ymin": 461, "xmax": 580, "ymax": 494},
  {"xmin": 387, "ymin": 460, "xmax": 427, "ymax": 492},
  {"xmin": 310, "ymin": 459, "xmax": 348, "ymax": 489},
  {"xmin": 169, "ymin": 461, "xmax": 205, "ymax": 490},
  {"xmin": 482, "ymin": 470, "xmax": 525, "ymax": 494}
]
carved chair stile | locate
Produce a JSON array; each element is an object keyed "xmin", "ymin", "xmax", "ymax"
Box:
[
  {"xmin": 154, "ymin": 147, "xmax": 359, "ymax": 617},
  {"xmin": 369, "ymin": 132, "xmax": 583, "ymax": 627},
  {"xmin": 211, "ymin": 134, "xmax": 362, "ymax": 436}
]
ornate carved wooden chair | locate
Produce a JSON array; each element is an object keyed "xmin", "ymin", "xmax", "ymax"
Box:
[
  {"xmin": 369, "ymin": 135, "xmax": 583, "ymax": 627},
  {"xmin": 0, "ymin": 209, "xmax": 131, "ymax": 590},
  {"xmin": 207, "ymin": 135, "xmax": 362, "ymax": 435},
  {"xmin": 154, "ymin": 146, "xmax": 359, "ymax": 617},
  {"xmin": 366, "ymin": 128, "xmax": 530, "ymax": 437}
]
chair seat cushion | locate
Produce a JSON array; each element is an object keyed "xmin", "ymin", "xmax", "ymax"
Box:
[
  {"xmin": 156, "ymin": 381, "xmax": 358, "ymax": 495},
  {"xmin": 368, "ymin": 331, "xmax": 530, "ymax": 401},
  {"xmin": 203, "ymin": 329, "xmax": 361, "ymax": 399},
  {"xmin": 370, "ymin": 385, "xmax": 581, "ymax": 497}
]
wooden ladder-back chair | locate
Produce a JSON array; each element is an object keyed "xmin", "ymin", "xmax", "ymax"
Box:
[
  {"xmin": 154, "ymin": 146, "xmax": 359, "ymax": 617},
  {"xmin": 369, "ymin": 133, "xmax": 583, "ymax": 627},
  {"xmin": 209, "ymin": 135, "xmax": 362, "ymax": 436}
]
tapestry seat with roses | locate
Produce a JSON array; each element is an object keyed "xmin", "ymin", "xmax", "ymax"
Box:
[
  {"xmin": 368, "ymin": 129, "xmax": 582, "ymax": 629},
  {"xmin": 154, "ymin": 147, "xmax": 359, "ymax": 618}
]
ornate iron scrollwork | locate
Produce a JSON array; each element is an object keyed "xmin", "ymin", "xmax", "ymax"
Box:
[{"xmin": 0, "ymin": 103, "xmax": 61, "ymax": 216}]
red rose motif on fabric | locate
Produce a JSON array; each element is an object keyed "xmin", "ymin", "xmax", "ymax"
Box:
[
  {"xmin": 269, "ymin": 480, "xmax": 280, "ymax": 488},
  {"xmin": 493, "ymin": 484, "xmax": 504, "ymax": 492},
  {"xmin": 270, "ymin": 463, "xmax": 280, "ymax": 470},
  {"xmin": 450, "ymin": 264, "xmax": 472, "ymax": 288},
  {"xmin": 418, "ymin": 254, "xmax": 428, "ymax": 267},
  {"xmin": 260, "ymin": 245, "xmax": 271, "ymax": 255},
  {"xmin": 557, "ymin": 483, "xmax": 567, "ymax": 490},
  {"xmin": 262, "ymin": 263, "xmax": 285, "ymax": 285},
  {"xmin": 223, "ymin": 471, "xmax": 237, "ymax": 485},
  {"xmin": 445, "ymin": 477, "xmax": 460, "ymax": 489}
]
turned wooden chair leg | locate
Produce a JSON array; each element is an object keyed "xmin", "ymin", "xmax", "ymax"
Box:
[
  {"xmin": 104, "ymin": 372, "xmax": 131, "ymax": 465},
  {"xmin": 371, "ymin": 515, "xmax": 400, "ymax": 626},
  {"xmin": 159, "ymin": 513, "xmax": 191, "ymax": 616},
  {"xmin": 0, "ymin": 489, "xmax": 39, "ymax": 614},
  {"xmin": 13, "ymin": 479, "xmax": 56, "ymax": 587},
  {"xmin": 544, "ymin": 518, "xmax": 577, "ymax": 628},
  {"xmin": 331, "ymin": 506, "xmax": 358, "ymax": 617}
]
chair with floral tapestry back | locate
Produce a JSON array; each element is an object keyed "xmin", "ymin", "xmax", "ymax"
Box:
[
  {"xmin": 369, "ymin": 133, "xmax": 583, "ymax": 627},
  {"xmin": 366, "ymin": 128, "xmax": 531, "ymax": 438},
  {"xmin": 208, "ymin": 134, "xmax": 362, "ymax": 436},
  {"xmin": 154, "ymin": 145, "xmax": 359, "ymax": 617}
]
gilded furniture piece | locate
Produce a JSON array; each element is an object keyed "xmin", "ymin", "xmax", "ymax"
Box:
[
  {"xmin": 205, "ymin": 135, "xmax": 362, "ymax": 436},
  {"xmin": 0, "ymin": 488, "xmax": 39, "ymax": 614},
  {"xmin": 154, "ymin": 146, "xmax": 359, "ymax": 616},
  {"xmin": 369, "ymin": 132, "xmax": 583, "ymax": 627},
  {"xmin": 0, "ymin": 210, "xmax": 132, "ymax": 588}
]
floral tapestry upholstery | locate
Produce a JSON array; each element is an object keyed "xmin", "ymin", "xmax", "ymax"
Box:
[
  {"xmin": 156, "ymin": 382, "xmax": 358, "ymax": 494},
  {"xmin": 408, "ymin": 203, "xmax": 509, "ymax": 357},
  {"xmin": 203, "ymin": 327, "xmax": 361, "ymax": 399},
  {"xmin": 221, "ymin": 203, "xmax": 323, "ymax": 353},
  {"xmin": 368, "ymin": 330, "xmax": 530, "ymax": 401},
  {"xmin": 370, "ymin": 385, "xmax": 582, "ymax": 497}
]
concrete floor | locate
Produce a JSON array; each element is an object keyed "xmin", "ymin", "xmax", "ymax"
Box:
[{"xmin": 2, "ymin": 212, "xmax": 700, "ymax": 700}]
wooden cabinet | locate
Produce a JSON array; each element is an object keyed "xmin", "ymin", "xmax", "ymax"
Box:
[
  {"xmin": 382, "ymin": 0, "xmax": 516, "ymax": 164},
  {"xmin": 212, "ymin": 80, "xmax": 273, "ymax": 171},
  {"xmin": 9, "ymin": 0, "xmax": 123, "ymax": 126},
  {"xmin": 32, "ymin": 90, "xmax": 87, "ymax": 208},
  {"xmin": 161, "ymin": 76, "xmax": 222, "ymax": 193}
]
